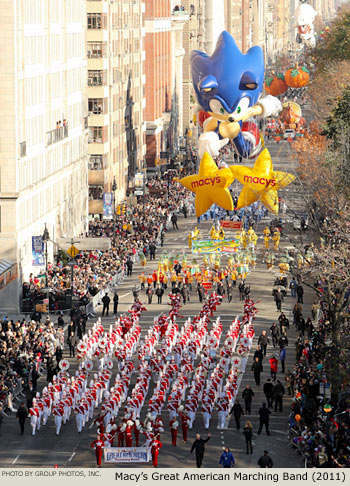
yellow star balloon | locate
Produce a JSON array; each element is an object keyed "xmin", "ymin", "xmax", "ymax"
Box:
[
  {"xmin": 180, "ymin": 152, "xmax": 234, "ymax": 217},
  {"xmin": 230, "ymin": 148, "xmax": 295, "ymax": 214}
]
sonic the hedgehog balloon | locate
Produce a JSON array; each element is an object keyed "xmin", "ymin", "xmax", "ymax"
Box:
[{"xmin": 191, "ymin": 31, "xmax": 282, "ymax": 160}]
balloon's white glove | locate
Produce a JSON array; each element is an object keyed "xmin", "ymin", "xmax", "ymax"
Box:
[
  {"xmin": 198, "ymin": 131, "xmax": 229, "ymax": 159},
  {"xmin": 257, "ymin": 95, "xmax": 282, "ymax": 118}
]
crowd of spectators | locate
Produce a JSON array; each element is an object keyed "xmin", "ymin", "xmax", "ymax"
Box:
[
  {"xmin": 0, "ymin": 316, "xmax": 65, "ymax": 415},
  {"xmin": 21, "ymin": 175, "xmax": 193, "ymax": 314},
  {"xmin": 288, "ymin": 304, "xmax": 350, "ymax": 467},
  {"xmin": 2, "ymin": 173, "xmax": 193, "ymax": 417}
]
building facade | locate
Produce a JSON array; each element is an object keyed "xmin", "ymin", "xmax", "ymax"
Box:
[
  {"xmin": 224, "ymin": 0, "xmax": 243, "ymax": 50},
  {"xmin": 87, "ymin": 0, "xmax": 146, "ymax": 216},
  {"xmin": 182, "ymin": 0, "xmax": 203, "ymax": 134},
  {"xmin": 0, "ymin": 0, "xmax": 89, "ymax": 312},
  {"xmin": 144, "ymin": 0, "xmax": 188, "ymax": 167}
]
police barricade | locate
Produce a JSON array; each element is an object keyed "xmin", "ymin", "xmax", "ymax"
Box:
[
  {"xmin": 85, "ymin": 301, "xmax": 95, "ymax": 319},
  {"xmin": 288, "ymin": 426, "xmax": 308, "ymax": 467},
  {"xmin": 86, "ymin": 269, "xmax": 125, "ymax": 319},
  {"xmin": 0, "ymin": 376, "xmax": 24, "ymax": 413},
  {"xmin": 104, "ymin": 446, "xmax": 151, "ymax": 464}
]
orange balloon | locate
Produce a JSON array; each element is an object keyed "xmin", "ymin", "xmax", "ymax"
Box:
[{"xmin": 295, "ymin": 414, "xmax": 301, "ymax": 422}]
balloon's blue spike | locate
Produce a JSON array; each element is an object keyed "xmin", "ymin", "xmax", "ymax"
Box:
[{"xmin": 191, "ymin": 31, "xmax": 264, "ymax": 114}]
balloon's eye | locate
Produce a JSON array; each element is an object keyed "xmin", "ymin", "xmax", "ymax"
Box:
[
  {"xmin": 237, "ymin": 107, "xmax": 241, "ymax": 114},
  {"xmin": 220, "ymin": 108, "xmax": 225, "ymax": 114}
]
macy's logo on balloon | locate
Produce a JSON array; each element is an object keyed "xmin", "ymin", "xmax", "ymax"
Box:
[
  {"xmin": 244, "ymin": 175, "xmax": 276, "ymax": 187},
  {"xmin": 191, "ymin": 177, "xmax": 221, "ymax": 188}
]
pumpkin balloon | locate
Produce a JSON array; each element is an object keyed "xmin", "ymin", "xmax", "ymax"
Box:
[
  {"xmin": 295, "ymin": 414, "xmax": 301, "ymax": 422},
  {"xmin": 265, "ymin": 73, "xmax": 288, "ymax": 96},
  {"xmin": 285, "ymin": 66, "xmax": 310, "ymax": 88}
]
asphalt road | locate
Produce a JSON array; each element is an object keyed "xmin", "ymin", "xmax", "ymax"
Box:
[{"xmin": 0, "ymin": 139, "xmax": 309, "ymax": 468}]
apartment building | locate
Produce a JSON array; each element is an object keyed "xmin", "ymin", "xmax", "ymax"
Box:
[
  {"xmin": 0, "ymin": 0, "xmax": 88, "ymax": 312},
  {"xmin": 144, "ymin": 0, "xmax": 188, "ymax": 167},
  {"xmin": 224, "ymin": 1, "xmax": 245, "ymax": 51},
  {"xmin": 182, "ymin": 0, "xmax": 204, "ymax": 133},
  {"xmin": 87, "ymin": 0, "xmax": 146, "ymax": 216}
]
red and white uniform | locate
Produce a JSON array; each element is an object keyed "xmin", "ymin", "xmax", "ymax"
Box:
[
  {"xmin": 124, "ymin": 423, "xmax": 133, "ymax": 447},
  {"xmin": 75, "ymin": 405, "xmax": 84, "ymax": 433},
  {"xmin": 29, "ymin": 406, "xmax": 39, "ymax": 436},
  {"xmin": 52, "ymin": 404, "xmax": 64, "ymax": 435},
  {"xmin": 151, "ymin": 439, "xmax": 162, "ymax": 468},
  {"xmin": 202, "ymin": 400, "xmax": 213, "ymax": 429},
  {"xmin": 179, "ymin": 411, "xmax": 190, "ymax": 442},
  {"xmin": 90, "ymin": 439, "xmax": 104, "ymax": 467},
  {"xmin": 36, "ymin": 399, "xmax": 44, "ymax": 430},
  {"xmin": 169, "ymin": 419, "xmax": 178, "ymax": 446},
  {"xmin": 217, "ymin": 395, "xmax": 229, "ymax": 429}
]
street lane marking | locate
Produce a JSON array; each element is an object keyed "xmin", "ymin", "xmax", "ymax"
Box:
[
  {"xmin": 68, "ymin": 452, "xmax": 76, "ymax": 463},
  {"xmin": 12, "ymin": 455, "xmax": 20, "ymax": 465}
]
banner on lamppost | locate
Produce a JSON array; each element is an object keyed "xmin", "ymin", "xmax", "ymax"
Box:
[
  {"xmin": 103, "ymin": 192, "xmax": 113, "ymax": 220},
  {"xmin": 32, "ymin": 236, "xmax": 44, "ymax": 266},
  {"xmin": 134, "ymin": 172, "xmax": 144, "ymax": 188}
]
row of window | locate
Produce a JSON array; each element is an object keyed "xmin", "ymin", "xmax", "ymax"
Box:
[
  {"xmin": 20, "ymin": 0, "xmax": 85, "ymax": 25},
  {"xmin": 18, "ymin": 172, "xmax": 86, "ymax": 233},
  {"xmin": 19, "ymin": 32, "xmax": 85, "ymax": 67},
  {"xmin": 18, "ymin": 137, "xmax": 85, "ymax": 191},
  {"xmin": 87, "ymin": 13, "xmax": 140, "ymax": 30}
]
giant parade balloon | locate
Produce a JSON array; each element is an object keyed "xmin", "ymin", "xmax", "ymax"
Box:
[
  {"xmin": 179, "ymin": 151, "xmax": 234, "ymax": 217},
  {"xmin": 295, "ymin": 2, "xmax": 317, "ymax": 48},
  {"xmin": 230, "ymin": 148, "xmax": 295, "ymax": 214},
  {"xmin": 190, "ymin": 31, "xmax": 282, "ymax": 160}
]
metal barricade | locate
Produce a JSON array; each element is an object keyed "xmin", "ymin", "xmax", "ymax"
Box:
[{"xmin": 85, "ymin": 269, "xmax": 125, "ymax": 318}]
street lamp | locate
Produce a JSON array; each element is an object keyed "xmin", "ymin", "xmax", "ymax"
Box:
[
  {"xmin": 42, "ymin": 223, "xmax": 50, "ymax": 315},
  {"xmin": 42, "ymin": 224, "xmax": 50, "ymax": 286},
  {"xmin": 143, "ymin": 159, "xmax": 147, "ymax": 216},
  {"xmin": 112, "ymin": 177, "xmax": 117, "ymax": 237}
]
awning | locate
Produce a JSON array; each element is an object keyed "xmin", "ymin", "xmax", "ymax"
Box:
[{"xmin": 0, "ymin": 259, "xmax": 14, "ymax": 276}]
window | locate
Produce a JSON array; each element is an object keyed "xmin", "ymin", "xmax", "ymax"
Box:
[
  {"xmin": 87, "ymin": 42, "xmax": 107, "ymax": 58},
  {"xmin": 88, "ymin": 127, "xmax": 108, "ymax": 143},
  {"xmin": 113, "ymin": 69, "xmax": 122, "ymax": 83},
  {"xmin": 87, "ymin": 13, "xmax": 106, "ymax": 29},
  {"xmin": 88, "ymin": 98, "xmax": 108, "ymax": 115},
  {"xmin": 89, "ymin": 186, "xmax": 104, "ymax": 199},
  {"xmin": 20, "ymin": 142, "xmax": 26, "ymax": 158},
  {"xmin": 89, "ymin": 155, "xmax": 105, "ymax": 170},
  {"xmin": 88, "ymin": 70, "xmax": 106, "ymax": 86}
]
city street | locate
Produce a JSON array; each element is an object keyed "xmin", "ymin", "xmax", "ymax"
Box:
[
  {"xmin": 1, "ymin": 0, "xmax": 348, "ymax": 474},
  {"xmin": 0, "ymin": 139, "xmax": 309, "ymax": 468}
]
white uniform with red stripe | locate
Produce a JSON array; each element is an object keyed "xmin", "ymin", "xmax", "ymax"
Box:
[
  {"xmin": 217, "ymin": 395, "xmax": 229, "ymax": 429},
  {"xmin": 202, "ymin": 401, "xmax": 213, "ymax": 429},
  {"xmin": 29, "ymin": 406, "xmax": 39, "ymax": 436},
  {"xmin": 53, "ymin": 404, "xmax": 64, "ymax": 435},
  {"xmin": 36, "ymin": 399, "xmax": 44, "ymax": 430},
  {"xmin": 42, "ymin": 395, "xmax": 51, "ymax": 425},
  {"xmin": 75, "ymin": 405, "xmax": 84, "ymax": 433}
]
